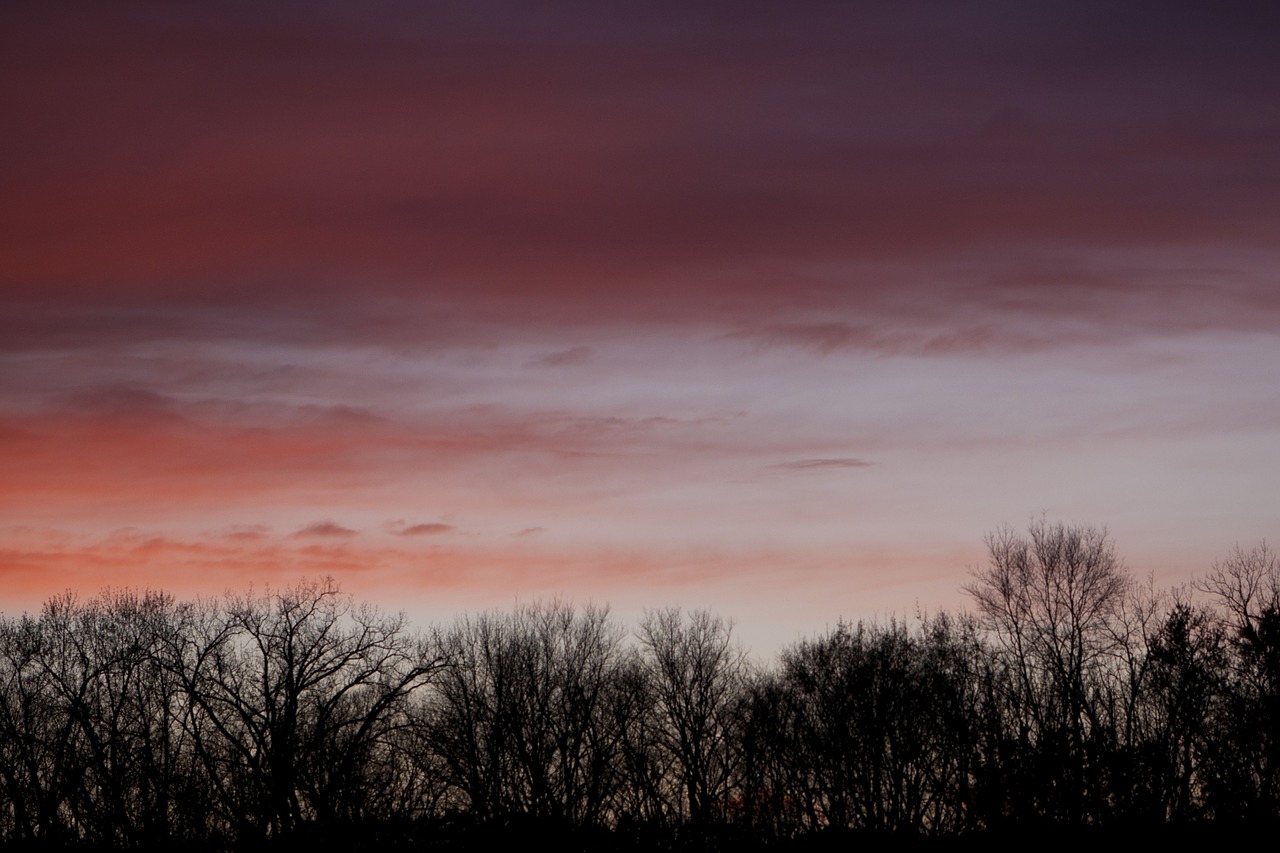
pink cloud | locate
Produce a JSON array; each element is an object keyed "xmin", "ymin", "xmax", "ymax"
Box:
[
  {"xmin": 291, "ymin": 521, "xmax": 359, "ymax": 539},
  {"xmin": 397, "ymin": 523, "xmax": 455, "ymax": 536}
]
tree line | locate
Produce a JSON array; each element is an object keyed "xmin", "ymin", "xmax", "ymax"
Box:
[{"xmin": 0, "ymin": 521, "xmax": 1277, "ymax": 849}]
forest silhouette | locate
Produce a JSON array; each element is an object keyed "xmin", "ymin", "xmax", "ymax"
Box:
[{"xmin": 1, "ymin": 521, "xmax": 1277, "ymax": 850}]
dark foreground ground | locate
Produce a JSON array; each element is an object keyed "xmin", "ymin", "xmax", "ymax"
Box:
[{"xmin": 7, "ymin": 819, "xmax": 1276, "ymax": 853}]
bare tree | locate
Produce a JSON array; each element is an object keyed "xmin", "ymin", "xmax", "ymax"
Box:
[
  {"xmin": 1144, "ymin": 597, "xmax": 1228, "ymax": 820},
  {"xmin": 170, "ymin": 578, "xmax": 441, "ymax": 840},
  {"xmin": 964, "ymin": 520, "xmax": 1131, "ymax": 822},
  {"xmin": 0, "ymin": 590, "xmax": 203, "ymax": 847},
  {"xmin": 1198, "ymin": 542, "xmax": 1280, "ymax": 639},
  {"xmin": 636, "ymin": 608, "xmax": 748, "ymax": 826},
  {"xmin": 1196, "ymin": 543, "xmax": 1280, "ymax": 817},
  {"xmin": 425, "ymin": 601, "xmax": 632, "ymax": 826},
  {"xmin": 756, "ymin": 616, "xmax": 983, "ymax": 836},
  {"xmin": 0, "ymin": 605, "xmax": 84, "ymax": 845}
]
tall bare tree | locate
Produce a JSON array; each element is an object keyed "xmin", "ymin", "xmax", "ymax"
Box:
[
  {"xmin": 636, "ymin": 608, "xmax": 748, "ymax": 826},
  {"xmin": 965, "ymin": 520, "xmax": 1131, "ymax": 822}
]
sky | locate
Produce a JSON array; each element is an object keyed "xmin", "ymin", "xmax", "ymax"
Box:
[{"xmin": 2, "ymin": 1, "xmax": 1278, "ymax": 653}]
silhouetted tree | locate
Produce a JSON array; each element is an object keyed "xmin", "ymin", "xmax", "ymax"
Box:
[
  {"xmin": 0, "ymin": 590, "xmax": 205, "ymax": 846},
  {"xmin": 168, "ymin": 578, "xmax": 440, "ymax": 842},
  {"xmin": 425, "ymin": 601, "xmax": 632, "ymax": 827},
  {"xmin": 0, "ymin": 604, "xmax": 84, "ymax": 845},
  {"xmin": 636, "ymin": 608, "xmax": 749, "ymax": 828},
  {"xmin": 5, "ymin": 534, "xmax": 1280, "ymax": 850},
  {"xmin": 756, "ymin": 616, "xmax": 984, "ymax": 836},
  {"xmin": 1142, "ymin": 598, "xmax": 1228, "ymax": 820},
  {"xmin": 965, "ymin": 520, "xmax": 1131, "ymax": 823},
  {"xmin": 1198, "ymin": 543, "xmax": 1280, "ymax": 818}
]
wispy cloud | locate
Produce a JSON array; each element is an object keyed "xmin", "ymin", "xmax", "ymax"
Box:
[
  {"xmin": 527, "ymin": 346, "xmax": 594, "ymax": 368},
  {"xmin": 220, "ymin": 524, "xmax": 271, "ymax": 541},
  {"xmin": 772, "ymin": 458, "xmax": 871, "ymax": 472},
  {"xmin": 728, "ymin": 321, "xmax": 1044, "ymax": 357},
  {"xmin": 291, "ymin": 521, "xmax": 358, "ymax": 538},
  {"xmin": 397, "ymin": 522, "xmax": 455, "ymax": 536}
]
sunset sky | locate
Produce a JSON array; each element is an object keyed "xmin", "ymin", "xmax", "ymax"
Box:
[{"xmin": 3, "ymin": 1, "xmax": 1278, "ymax": 652}]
